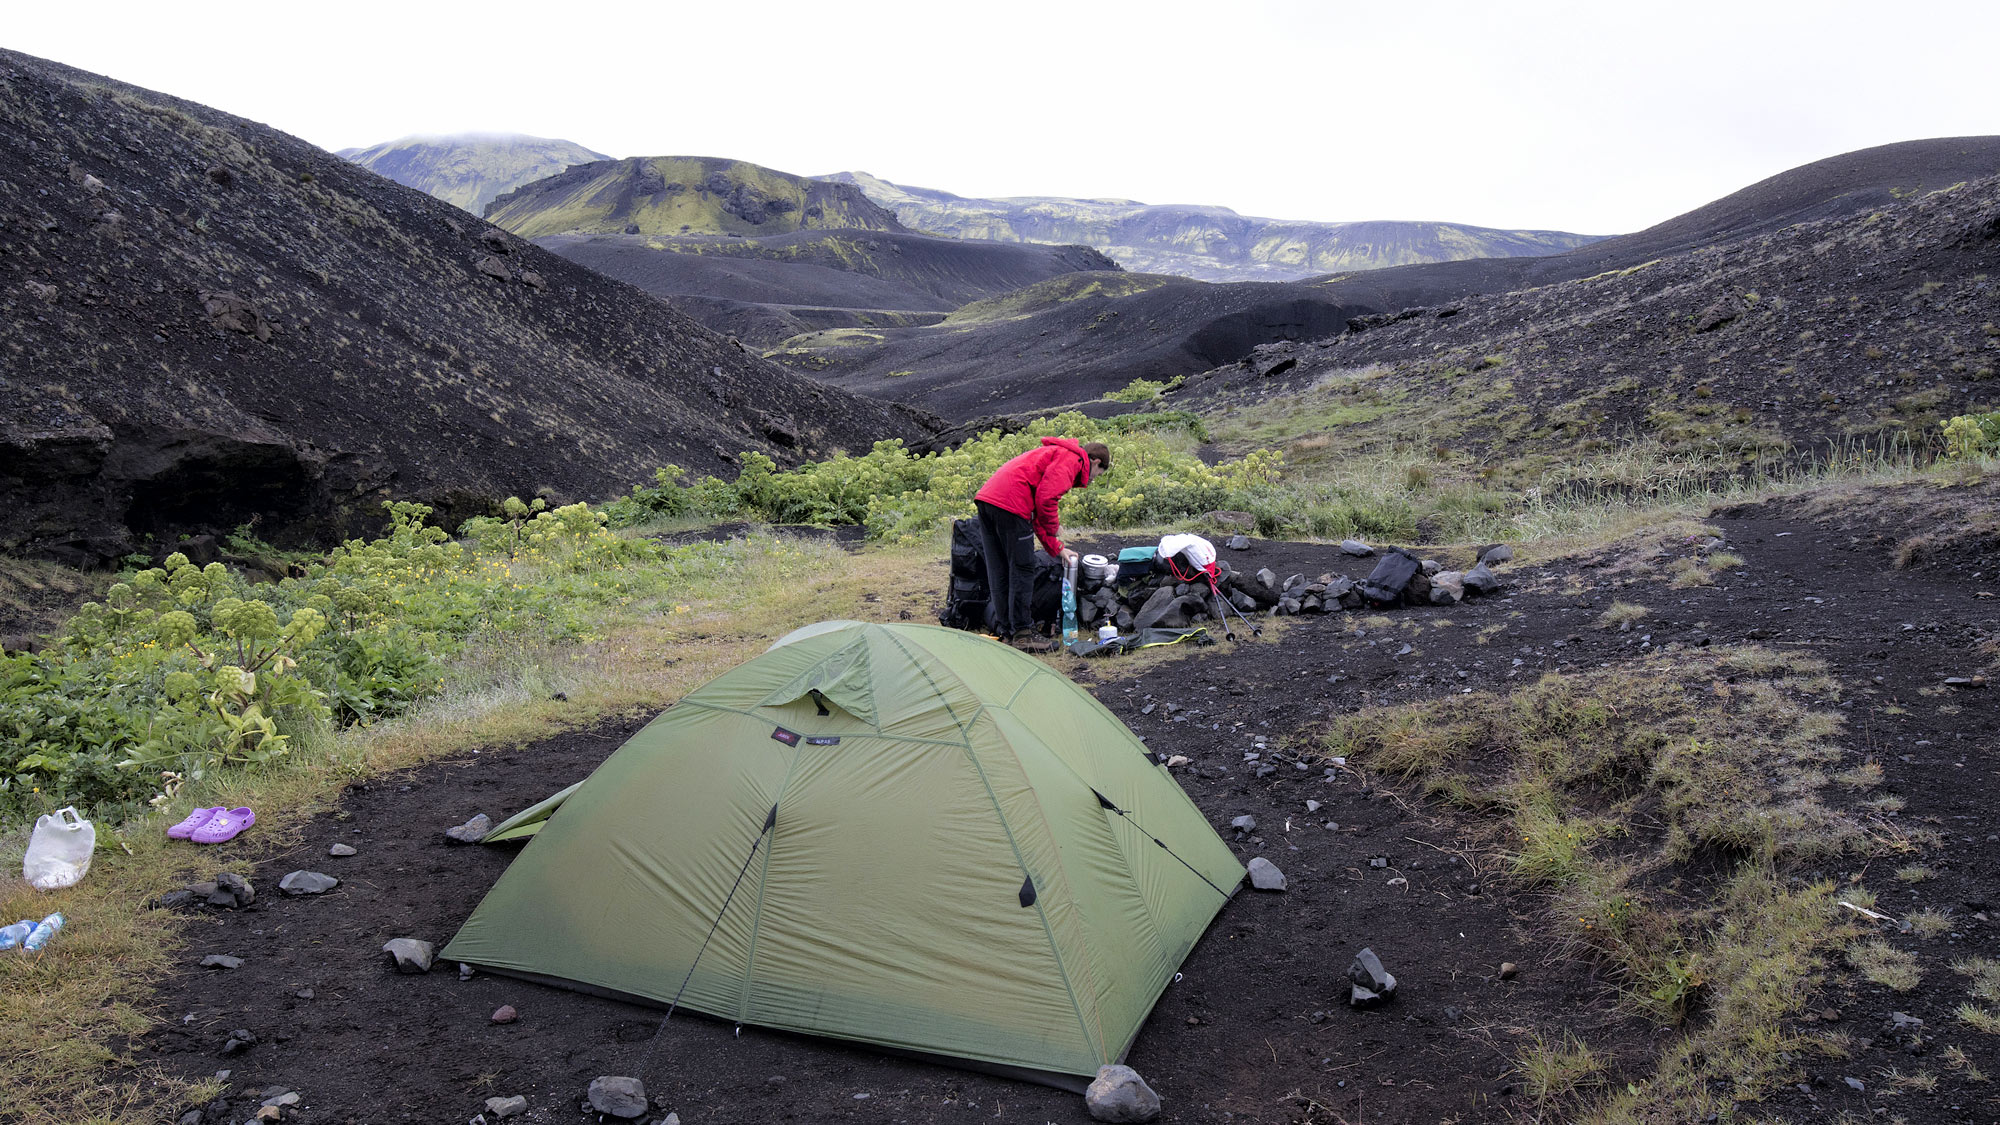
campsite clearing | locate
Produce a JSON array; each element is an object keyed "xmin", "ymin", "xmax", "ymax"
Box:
[{"xmin": 126, "ymin": 481, "xmax": 2000, "ymax": 1122}]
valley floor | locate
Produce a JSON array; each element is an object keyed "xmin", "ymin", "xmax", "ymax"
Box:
[{"xmin": 121, "ymin": 480, "xmax": 2000, "ymax": 1124}]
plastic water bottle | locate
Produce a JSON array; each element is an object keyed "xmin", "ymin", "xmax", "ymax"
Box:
[
  {"xmin": 0, "ymin": 920, "xmax": 35, "ymax": 951},
  {"xmin": 21, "ymin": 913, "xmax": 64, "ymax": 953}
]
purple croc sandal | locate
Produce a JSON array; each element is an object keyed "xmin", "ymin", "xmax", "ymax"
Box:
[
  {"xmin": 191, "ymin": 807, "xmax": 256, "ymax": 844},
  {"xmin": 167, "ymin": 806, "xmax": 225, "ymax": 840}
]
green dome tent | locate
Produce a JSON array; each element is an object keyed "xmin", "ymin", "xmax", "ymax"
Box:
[{"xmin": 442, "ymin": 620, "xmax": 1243, "ymax": 1084}]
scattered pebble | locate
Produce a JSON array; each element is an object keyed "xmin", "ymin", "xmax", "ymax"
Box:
[{"xmin": 491, "ymin": 1004, "xmax": 518, "ymax": 1024}]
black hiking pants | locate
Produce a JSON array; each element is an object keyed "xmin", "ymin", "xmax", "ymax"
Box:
[{"xmin": 975, "ymin": 500, "xmax": 1038, "ymax": 638}]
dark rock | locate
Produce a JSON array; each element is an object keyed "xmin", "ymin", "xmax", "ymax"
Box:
[
  {"xmin": 1340, "ymin": 539, "xmax": 1373, "ymax": 556},
  {"xmin": 278, "ymin": 870, "xmax": 338, "ymax": 895},
  {"xmin": 152, "ymin": 889, "xmax": 195, "ymax": 910},
  {"xmin": 1255, "ymin": 764, "xmax": 1277, "ymax": 778},
  {"xmin": 1348, "ymin": 947, "xmax": 1397, "ymax": 1005},
  {"xmin": 1255, "ymin": 567, "xmax": 1278, "ymax": 591},
  {"xmin": 474, "ymin": 255, "xmax": 512, "ymax": 281},
  {"xmin": 1133, "ymin": 587, "xmax": 1181, "ymax": 631},
  {"xmin": 198, "ymin": 290, "xmax": 272, "ymax": 341},
  {"xmin": 195, "ymin": 872, "xmax": 255, "ymax": 909},
  {"xmin": 1463, "ymin": 564, "xmax": 1500, "ymax": 595},
  {"xmin": 587, "ymin": 1076, "xmax": 649, "ymax": 1119},
  {"xmin": 1478, "ymin": 544, "xmax": 1513, "ymax": 565},
  {"xmin": 220, "ymin": 1029, "xmax": 256, "ymax": 1055},
  {"xmin": 1227, "ymin": 534, "xmax": 1250, "ymax": 550}
]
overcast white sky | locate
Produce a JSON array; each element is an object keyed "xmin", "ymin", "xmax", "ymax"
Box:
[{"xmin": 8, "ymin": 1, "xmax": 1996, "ymax": 233}]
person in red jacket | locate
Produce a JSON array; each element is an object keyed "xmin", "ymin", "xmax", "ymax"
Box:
[{"xmin": 973, "ymin": 437, "xmax": 1111, "ymax": 651}]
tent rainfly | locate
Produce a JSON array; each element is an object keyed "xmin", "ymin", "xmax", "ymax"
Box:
[{"xmin": 442, "ymin": 620, "xmax": 1244, "ymax": 1085}]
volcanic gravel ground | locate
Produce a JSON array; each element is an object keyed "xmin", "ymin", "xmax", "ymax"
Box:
[{"xmin": 135, "ymin": 497, "xmax": 1999, "ymax": 1123}]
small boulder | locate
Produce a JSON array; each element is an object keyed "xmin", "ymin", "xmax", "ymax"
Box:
[
  {"xmin": 1340, "ymin": 539, "xmax": 1374, "ymax": 557},
  {"xmin": 1255, "ymin": 567, "xmax": 1278, "ymax": 591},
  {"xmin": 382, "ymin": 938, "xmax": 435, "ymax": 974},
  {"xmin": 1419, "ymin": 558, "xmax": 1440, "ymax": 576},
  {"xmin": 1227, "ymin": 534, "xmax": 1250, "ymax": 551},
  {"xmin": 1462, "ymin": 563, "xmax": 1500, "ymax": 596},
  {"xmin": 485, "ymin": 1096, "xmax": 527, "ymax": 1119},
  {"xmin": 1084, "ymin": 1064, "xmax": 1161, "ymax": 1122},
  {"xmin": 279, "ymin": 871, "xmax": 339, "ymax": 896},
  {"xmin": 1430, "ymin": 572, "xmax": 1465, "ymax": 605},
  {"xmin": 474, "ymin": 255, "xmax": 512, "ymax": 281},
  {"xmin": 1348, "ymin": 947, "xmax": 1398, "ymax": 1007},
  {"xmin": 520, "ymin": 270, "xmax": 547, "ymax": 291},
  {"xmin": 194, "ymin": 872, "xmax": 255, "ymax": 909},
  {"xmin": 587, "ymin": 1076, "xmax": 648, "ymax": 1119},
  {"xmin": 445, "ymin": 814, "xmax": 491, "ymax": 844},
  {"xmin": 1229, "ymin": 815, "xmax": 1257, "ymax": 833},
  {"xmin": 1247, "ymin": 857, "xmax": 1287, "ymax": 891},
  {"xmin": 1478, "ymin": 544, "xmax": 1513, "ymax": 565}
]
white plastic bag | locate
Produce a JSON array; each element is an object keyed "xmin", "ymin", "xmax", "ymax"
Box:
[
  {"xmin": 23, "ymin": 806, "xmax": 95, "ymax": 890},
  {"xmin": 1157, "ymin": 533, "xmax": 1217, "ymax": 570}
]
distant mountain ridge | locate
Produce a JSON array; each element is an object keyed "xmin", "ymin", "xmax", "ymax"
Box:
[
  {"xmin": 822, "ymin": 170, "xmax": 1607, "ymax": 282},
  {"xmin": 338, "ymin": 134, "xmax": 609, "ymax": 214},
  {"xmin": 486, "ymin": 156, "xmax": 902, "ymax": 239}
]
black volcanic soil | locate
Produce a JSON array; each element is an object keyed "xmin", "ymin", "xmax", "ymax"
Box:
[
  {"xmin": 802, "ymin": 278, "xmax": 1358, "ymax": 417},
  {"xmin": 1182, "ymin": 165, "xmax": 2000, "ymax": 461},
  {"xmin": 0, "ymin": 50, "xmax": 937, "ymax": 564},
  {"xmin": 135, "ymin": 487, "xmax": 2000, "ymax": 1124}
]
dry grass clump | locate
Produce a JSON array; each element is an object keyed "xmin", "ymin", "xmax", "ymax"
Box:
[
  {"xmin": 1323, "ymin": 645, "xmax": 1872, "ymax": 1119},
  {"xmin": 1849, "ymin": 939, "xmax": 1923, "ymax": 991}
]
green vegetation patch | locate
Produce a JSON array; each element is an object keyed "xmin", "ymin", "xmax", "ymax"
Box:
[
  {"xmin": 942, "ymin": 272, "xmax": 1176, "ymax": 326},
  {"xmin": 604, "ymin": 413, "xmax": 1284, "ymax": 541},
  {"xmin": 1, "ymin": 502, "xmax": 722, "ymax": 822}
]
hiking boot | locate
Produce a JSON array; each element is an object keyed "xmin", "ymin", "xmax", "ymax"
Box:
[{"xmin": 1010, "ymin": 634, "xmax": 1057, "ymax": 654}]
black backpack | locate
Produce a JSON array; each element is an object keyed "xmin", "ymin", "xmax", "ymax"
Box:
[
  {"xmin": 939, "ymin": 518, "xmax": 991, "ymax": 631},
  {"xmin": 938, "ymin": 518, "xmax": 1063, "ymax": 632},
  {"xmin": 1357, "ymin": 547, "xmax": 1421, "ymax": 607}
]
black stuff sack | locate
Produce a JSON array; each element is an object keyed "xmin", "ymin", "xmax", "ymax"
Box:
[{"xmin": 1357, "ymin": 547, "xmax": 1421, "ymax": 607}]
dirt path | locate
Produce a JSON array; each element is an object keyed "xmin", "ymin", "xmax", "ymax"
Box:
[{"xmin": 134, "ymin": 496, "xmax": 2000, "ymax": 1124}]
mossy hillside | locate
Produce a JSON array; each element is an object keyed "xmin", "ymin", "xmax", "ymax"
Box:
[
  {"xmin": 338, "ymin": 134, "xmax": 610, "ymax": 215},
  {"xmin": 941, "ymin": 271, "xmax": 1181, "ymax": 325},
  {"xmin": 487, "ymin": 156, "xmax": 903, "ymax": 240}
]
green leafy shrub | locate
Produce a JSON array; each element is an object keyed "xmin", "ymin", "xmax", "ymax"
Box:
[
  {"xmin": 0, "ymin": 500, "xmax": 695, "ymax": 823},
  {"xmin": 1942, "ymin": 410, "xmax": 2000, "ymax": 459},
  {"xmin": 1102, "ymin": 376, "xmax": 1183, "ymax": 403},
  {"xmin": 605, "ymin": 414, "xmax": 1284, "ymax": 541}
]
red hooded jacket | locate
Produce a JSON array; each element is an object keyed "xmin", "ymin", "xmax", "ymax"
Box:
[{"xmin": 974, "ymin": 437, "xmax": 1093, "ymax": 557}]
